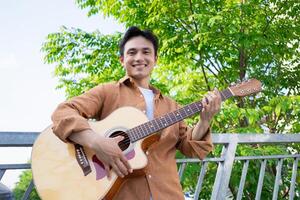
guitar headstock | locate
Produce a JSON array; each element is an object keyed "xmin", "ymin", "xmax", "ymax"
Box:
[{"xmin": 229, "ymin": 79, "xmax": 262, "ymax": 97}]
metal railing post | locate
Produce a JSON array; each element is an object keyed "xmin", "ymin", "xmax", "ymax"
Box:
[{"xmin": 211, "ymin": 136, "xmax": 238, "ymax": 200}]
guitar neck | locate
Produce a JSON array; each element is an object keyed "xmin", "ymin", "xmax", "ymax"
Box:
[{"xmin": 128, "ymin": 88, "xmax": 233, "ymax": 142}]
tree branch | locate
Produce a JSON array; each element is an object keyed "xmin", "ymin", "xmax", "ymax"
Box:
[
  {"xmin": 174, "ymin": 17, "xmax": 193, "ymax": 35},
  {"xmin": 207, "ymin": 57, "xmax": 221, "ymax": 73},
  {"xmin": 188, "ymin": 0, "xmax": 199, "ymax": 34},
  {"xmin": 200, "ymin": 63, "xmax": 211, "ymax": 91},
  {"xmin": 262, "ymin": 1, "xmax": 285, "ymax": 35}
]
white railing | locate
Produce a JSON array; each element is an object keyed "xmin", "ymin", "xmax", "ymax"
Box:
[{"xmin": 0, "ymin": 132, "xmax": 299, "ymax": 200}]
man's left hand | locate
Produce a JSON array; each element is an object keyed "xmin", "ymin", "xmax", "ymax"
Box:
[{"xmin": 200, "ymin": 88, "xmax": 222, "ymax": 122}]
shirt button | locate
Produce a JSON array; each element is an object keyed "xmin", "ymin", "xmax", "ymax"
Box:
[
  {"xmin": 146, "ymin": 151, "xmax": 149, "ymax": 155},
  {"xmin": 143, "ymin": 110, "xmax": 146, "ymax": 113},
  {"xmin": 148, "ymin": 174, "xmax": 152, "ymax": 178},
  {"xmin": 140, "ymin": 94, "xmax": 143, "ymax": 97}
]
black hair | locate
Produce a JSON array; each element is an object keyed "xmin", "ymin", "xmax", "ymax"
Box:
[{"xmin": 119, "ymin": 26, "xmax": 159, "ymax": 57}]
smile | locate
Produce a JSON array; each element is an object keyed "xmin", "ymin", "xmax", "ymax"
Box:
[{"xmin": 132, "ymin": 64, "xmax": 147, "ymax": 67}]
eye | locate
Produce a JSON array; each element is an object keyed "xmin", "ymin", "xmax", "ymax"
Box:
[
  {"xmin": 128, "ymin": 50, "xmax": 136, "ymax": 55},
  {"xmin": 144, "ymin": 50, "xmax": 150, "ymax": 54}
]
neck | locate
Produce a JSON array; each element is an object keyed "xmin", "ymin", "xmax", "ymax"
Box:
[{"xmin": 129, "ymin": 76, "xmax": 150, "ymax": 89}]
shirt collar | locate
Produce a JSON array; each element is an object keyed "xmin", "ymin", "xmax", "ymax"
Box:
[{"xmin": 119, "ymin": 76, "xmax": 163, "ymax": 99}]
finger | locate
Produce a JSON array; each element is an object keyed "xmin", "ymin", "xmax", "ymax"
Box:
[
  {"xmin": 209, "ymin": 93, "xmax": 218, "ymax": 108},
  {"xmin": 205, "ymin": 94, "xmax": 213, "ymax": 107},
  {"xmin": 111, "ymin": 162, "xmax": 124, "ymax": 178},
  {"xmin": 116, "ymin": 158, "xmax": 128, "ymax": 176},
  {"xmin": 104, "ymin": 164, "xmax": 111, "ymax": 180},
  {"xmin": 120, "ymin": 155, "xmax": 133, "ymax": 173},
  {"xmin": 213, "ymin": 89, "xmax": 221, "ymax": 104},
  {"xmin": 214, "ymin": 88, "xmax": 220, "ymax": 98},
  {"xmin": 206, "ymin": 91, "xmax": 214, "ymax": 103},
  {"xmin": 205, "ymin": 96, "xmax": 209, "ymax": 104},
  {"xmin": 213, "ymin": 89, "xmax": 222, "ymax": 111},
  {"xmin": 114, "ymin": 135, "xmax": 124, "ymax": 143},
  {"xmin": 208, "ymin": 91, "xmax": 219, "ymax": 107},
  {"xmin": 202, "ymin": 98, "xmax": 208, "ymax": 111}
]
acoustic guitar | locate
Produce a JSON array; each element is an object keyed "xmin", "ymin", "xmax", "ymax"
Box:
[{"xmin": 31, "ymin": 79, "xmax": 261, "ymax": 200}]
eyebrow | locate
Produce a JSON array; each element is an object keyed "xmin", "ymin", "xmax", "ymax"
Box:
[{"xmin": 126, "ymin": 47, "xmax": 152, "ymax": 52}]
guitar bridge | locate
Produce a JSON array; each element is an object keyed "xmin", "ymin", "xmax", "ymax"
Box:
[{"xmin": 74, "ymin": 144, "xmax": 92, "ymax": 176}]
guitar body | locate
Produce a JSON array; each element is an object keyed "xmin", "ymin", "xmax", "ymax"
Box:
[{"xmin": 32, "ymin": 107, "xmax": 151, "ymax": 200}]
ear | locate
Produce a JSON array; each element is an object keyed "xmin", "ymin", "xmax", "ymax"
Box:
[{"xmin": 119, "ymin": 56, "xmax": 124, "ymax": 66}]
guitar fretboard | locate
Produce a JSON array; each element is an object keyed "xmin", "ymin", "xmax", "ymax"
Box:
[{"xmin": 127, "ymin": 88, "xmax": 232, "ymax": 142}]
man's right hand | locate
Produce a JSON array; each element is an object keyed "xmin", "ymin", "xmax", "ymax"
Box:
[{"xmin": 69, "ymin": 129, "xmax": 133, "ymax": 179}]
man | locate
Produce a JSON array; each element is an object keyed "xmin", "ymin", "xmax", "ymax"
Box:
[{"xmin": 51, "ymin": 26, "xmax": 221, "ymax": 199}]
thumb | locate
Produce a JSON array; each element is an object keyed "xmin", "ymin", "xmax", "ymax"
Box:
[{"xmin": 114, "ymin": 135, "xmax": 124, "ymax": 143}]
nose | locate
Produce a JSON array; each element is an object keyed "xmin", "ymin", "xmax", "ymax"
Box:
[{"xmin": 134, "ymin": 51, "xmax": 144, "ymax": 62}]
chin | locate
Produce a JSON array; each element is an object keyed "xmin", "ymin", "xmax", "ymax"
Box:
[{"xmin": 131, "ymin": 74, "xmax": 147, "ymax": 79}]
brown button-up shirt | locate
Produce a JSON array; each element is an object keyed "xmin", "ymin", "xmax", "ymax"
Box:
[{"xmin": 51, "ymin": 76, "xmax": 213, "ymax": 200}]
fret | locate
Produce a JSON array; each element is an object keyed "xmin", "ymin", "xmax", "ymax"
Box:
[
  {"xmin": 140, "ymin": 124, "xmax": 148, "ymax": 138},
  {"xmin": 156, "ymin": 117, "xmax": 163, "ymax": 128},
  {"xmin": 190, "ymin": 103, "xmax": 198, "ymax": 113},
  {"xmin": 180, "ymin": 107, "xmax": 188, "ymax": 118},
  {"xmin": 222, "ymin": 90, "xmax": 227, "ymax": 100},
  {"xmin": 160, "ymin": 116, "xmax": 168, "ymax": 127},
  {"xmin": 173, "ymin": 112, "xmax": 180, "ymax": 120},
  {"xmin": 131, "ymin": 127, "xmax": 137, "ymax": 140},
  {"xmin": 186, "ymin": 105, "xmax": 193, "ymax": 115},
  {"xmin": 164, "ymin": 114, "xmax": 170, "ymax": 124},
  {"xmin": 221, "ymin": 89, "xmax": 232, "ymax": 101},
  {"xmin": 165, "ymin": 114, "xmax": 172, "ymax": 125},
  {"xmin": 170, "ymin": 112, "xmax": 177, "ymax": 122},
  {"xmin": 196, "ymin": 102, "xmax": 202, "ymax": 112},
  {"xmin": 145, "ymin": 122, "xmax": 153, "ymax": 134},
  {"xmin": 174, "ymin": 110, "xmax": 182, "ymax": 120},
  {"xmin": 130, "ymin": 128, "xmax": 137, "ymax": 141},
  {"xmin": 128, "ymin": 129, "xmax": 134, "ymax": 141},
  {"xmin": 137, "ymin": 125, "xmax": 143, "ymax": 138},
  {"xmin": 195, "ymin": 101, "xmax": 202, "ymax": 111},
  {"xmin": 147, "ymin": 120, "xmax": 156, "ymax": 132},
  {"xmin": 152, "ymin": 119, "xmax": 160, "ymax": 130},
  {"xmin": 127, "ymin": 130, "xmax": 132, "ymax": 141},
  {"xmin": 140, "ymin": 125, "xmax": 146, "ymax": 138},
  {"xmin": 163, "ymin": 116, "xmax": 169, "ymax": 127},
  {"xmin": 220, "ymin": 91, "xmax": 226, "ymax": 101},
  {"xmin": 185, "ymin": 106, "xmax": 191, "ymax": 116}
]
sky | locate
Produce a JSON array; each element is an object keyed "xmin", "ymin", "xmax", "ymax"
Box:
[{"xmin": 0, "ymin": 0, "xmax": 124, "ymax": 189}]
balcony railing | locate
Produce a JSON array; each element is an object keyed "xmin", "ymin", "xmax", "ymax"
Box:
[{"xmin": 0, "ymin": 132, "xmax": 299, "ymax": 200}]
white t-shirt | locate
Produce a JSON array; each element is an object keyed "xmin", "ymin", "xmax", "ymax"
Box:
[
  {"xmin": 138, "ymin": 87, "xmax": 154, "ymax": 120},
  {"xmin": 138, "ymin": 87, "xmax": 154, "ymax": 200}
]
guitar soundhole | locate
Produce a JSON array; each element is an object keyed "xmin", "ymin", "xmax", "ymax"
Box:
[{"xmin": 109, "ymin": 131, "xmax": 130, "ymax": 151}]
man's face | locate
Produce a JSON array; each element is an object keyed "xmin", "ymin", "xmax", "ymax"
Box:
[{"xmin": 120, "ymin": 36, "xmax": 157, "ymax": 81}]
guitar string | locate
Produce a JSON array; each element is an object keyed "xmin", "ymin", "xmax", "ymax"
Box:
[
  {"xmin": 111, "ymin": 90, "xmax": 231, "ymax": 150},
  {"xmin": 117, "ymin": 88, "xmax": 250, "ymax": 151},
  {"xmin": 115, "ymin": 102, "xmax": 205, "ymax": 150},
  {"xmin": 102, "ymin": 89, "xmax": 252, "ymax": 151},
  {"xmin": 107, "ymin": 89, "xmax": 234, "ymax": 151},
  {"xmin": 114, "ymin": 94, "xmax": 227, "ymax": 150}
]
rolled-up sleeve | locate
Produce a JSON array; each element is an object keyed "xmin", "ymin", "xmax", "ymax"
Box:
[
  {"xmin": 176, "ymin": 120, "xmax": 213, "ymax": 159},
  {"xmin": 51, "ymin": 85, "xmax": 104, "ymax": 142}
]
